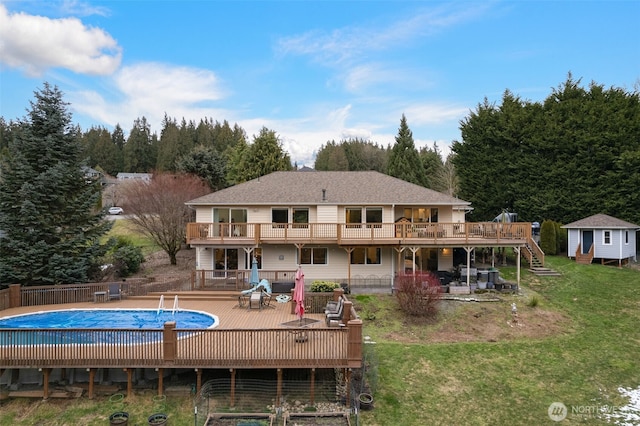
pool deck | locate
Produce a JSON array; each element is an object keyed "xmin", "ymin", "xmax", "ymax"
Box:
[{"xmin": 0, "ymin": 292, "xmax": 327, "ymax": 330}]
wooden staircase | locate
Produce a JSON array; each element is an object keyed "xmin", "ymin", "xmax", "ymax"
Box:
[
  {"xmin": 574, "ymin": 243, "xmax": 595, "ymax": 265},
  {"xmin": 521, "ymin": 239, "xmax": 562, "ymax": 276}
]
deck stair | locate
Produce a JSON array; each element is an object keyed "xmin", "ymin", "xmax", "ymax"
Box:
[
  {"xmin": 522, "ymin": 243, "xmax": 544, "ymax": 268},
  {"xmin": 528, "ymin": 267, "xmax": 562, "ymax": 277}
]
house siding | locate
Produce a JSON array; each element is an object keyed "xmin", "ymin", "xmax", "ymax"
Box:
[{"xmin": 567, "ymin": 229, "xmax": 580, "ymax": 256}]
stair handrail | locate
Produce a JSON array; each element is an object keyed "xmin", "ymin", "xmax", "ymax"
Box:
[{"xmin": 526, "ymin": 237, "xmax": 545, "ymax": 267}]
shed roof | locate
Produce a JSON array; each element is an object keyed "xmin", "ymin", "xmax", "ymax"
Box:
[
  {"xmin": 186, "ymin": 171, "xmax": 470, "ymax": 207},
  {"xmin": 562, "ymin": 214, "xmax": 640, "ymax": 229}
]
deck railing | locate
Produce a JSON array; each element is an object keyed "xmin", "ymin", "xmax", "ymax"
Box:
[
  {"xmin": 0, "ymin": 321, "xmax": 362, "ymax": 370},
  {"xmin": 187, "ymin": 221, "xmax": 532, "ymax": 245}
]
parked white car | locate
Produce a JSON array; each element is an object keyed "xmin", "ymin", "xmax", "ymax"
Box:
[{"xmin": 108, "ymin": 206, "xmax": 124, "ymax": 215}]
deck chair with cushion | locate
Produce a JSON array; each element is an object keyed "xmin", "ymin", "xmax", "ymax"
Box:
[
  {"xmin": 108, "ymin": 283, "xmax": 122, "ymax": 301},
  {"xmin": 325, "ymin": 296, "xmax": 343, "ymax": 315},
  {"xmin": 325, "ymin": 298, "xmax": 345, "ymax": 325}
]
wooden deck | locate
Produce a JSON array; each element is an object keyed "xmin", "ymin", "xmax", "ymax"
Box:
[{"xmin": 0, "ymin": 291, "xmax": 361, "ymax": 371}]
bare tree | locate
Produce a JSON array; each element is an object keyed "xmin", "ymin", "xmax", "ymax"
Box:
[{"xmin": 122, "ymin": 173, "xmax": 210, "ymax": 265}]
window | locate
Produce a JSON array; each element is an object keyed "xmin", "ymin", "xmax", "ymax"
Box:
[
  {"xmin": 300, "ymin": 247, "xmax": 327, "ymax": 265},
  {"xmin": 293, "ymin": 208, "xmax": 309, "ymax": 228},
  {"xmin": 403, "ymin": 207, "xmax": 439, "ymax": 223},
  {"xmin": 214, "ymin": 248, "xmax": 238, "ymax": 270},
  {"xmin": 625, "ymin": 231, "xmax": 629, "ymax": 245},
  {"xmin": 366, "ymin": 207, "xmax": 383, "ymax": 228},
  {"xmin": 346, "ymin": 208, "xmax": 362, "ymax": 227},
  {"xmin": 350, "ymin": 247, "xmax": 381, "ymax": 265},
  {"xmin": 603, "ymin": 230, "xmax": 612, "ymax": 245},
  {"xmin": 272, "ymin": 208, "xmax": 288, "ymax": 228}
]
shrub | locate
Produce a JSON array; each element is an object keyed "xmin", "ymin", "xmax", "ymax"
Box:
[
  {"xmin": 394, "ymin": 272, "xmax": 442, "ymax": 317},
  {"xmin": 310, "ymin": 280, "xmax": 341, "ymax": 292},
  {"xmin": 109, "ymin": 236, "xmax": 145, "ymax": 277},
  {"xmin": 527, "ymin": 294, "xmax": 541, "ymax": 308},
  {"xmin": 540, "ymin": 219, "xmax": 557, "ymax": 255}
]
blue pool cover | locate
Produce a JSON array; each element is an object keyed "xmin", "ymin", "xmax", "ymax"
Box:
[{"xmin": 0, "ymin": 309, "xmax": 218, "ymax": 345}]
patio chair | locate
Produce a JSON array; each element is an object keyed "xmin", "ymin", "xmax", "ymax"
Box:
[
  {"xmin": 325, "ymin": 296, "xmax": 344, "ymax": 315},
  {"xmin": 108, "ymin": 283, "xmax": 122, "ymax": 301},
  {"xmin": 325, "ymin": 298, "xmax": 345, "ymax": 325},
  {"xmin": 261, "ymin": 290, "xmax": 272, "ymax": 308}
]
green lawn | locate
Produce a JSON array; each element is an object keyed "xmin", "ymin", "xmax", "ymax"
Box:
[
  {"xmin": 104, "ymin": 219, "xmax": 160, "ymax": 255},
  {"xmin": 358, "ymin": 256, "xmax": 640, "ymax": 425}
]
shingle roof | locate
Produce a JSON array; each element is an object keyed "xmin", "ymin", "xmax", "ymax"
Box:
[
  {"xmin": 186, "ymin": 171, "xmax": 469, "ymax": 206},
  {"xmin": 562, "ymin": 214, "xmax": 640, "ymax": 229}
]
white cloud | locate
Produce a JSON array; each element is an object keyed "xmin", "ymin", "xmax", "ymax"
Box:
[
  {"xmin": 70, "ymin": 62, "xmax": 228, "ymax": 132},
  {"xmin": 402, "ymin": 103, "xmax": 469, "ymax": 126},
  {"xmin": 276, "ymin": 3, "xmax": 489, "ymax": 67},
  {"xmin": 59, "ymin": 0, "xmax": 110, "ymax": 17},
  {"xmin": 0, "ymin": 4, "xmax": 121, "ymax": 76}
]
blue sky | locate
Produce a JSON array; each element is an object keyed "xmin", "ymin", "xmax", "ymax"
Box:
[{"xmin": 1, "ymin": 1, "xmax": 638, "ymax": 167}]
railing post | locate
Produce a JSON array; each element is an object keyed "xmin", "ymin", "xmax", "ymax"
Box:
[
  {"xmin": 347, "ymin": 319, "xmax": 363, "ymax": 368},
  {"xmin": 163, "ymin": 322, "xmax": 177, "ymax": 362},
  {"xmin": 9, "ymin": 284, "xmax": 21, "ymax": 308}
]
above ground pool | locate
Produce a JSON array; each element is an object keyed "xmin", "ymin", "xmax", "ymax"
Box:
[{"xmin": 0, "ymin": 308, "xmax": 218, "ymax": 345}]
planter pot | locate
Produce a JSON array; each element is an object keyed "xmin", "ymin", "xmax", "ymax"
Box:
[
  {"xmin": 109, "ymin": 412, "xmax": 129, "ymax": 426},
  {"xmin": 359, "ymin": 393, "xmax": 374, "ymax": 410},
  {"xmin": 148, "ymin": 413, "xmax": 167, "ymax": 425}
]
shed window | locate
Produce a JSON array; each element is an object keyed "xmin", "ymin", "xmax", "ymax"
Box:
[
  {"xmin": 625, "ymin": 231, "xmax": 629, "ymax": 245},
  {"xmin": 603, "ymin": 230, "xmax": 612, "ymax": 245}
]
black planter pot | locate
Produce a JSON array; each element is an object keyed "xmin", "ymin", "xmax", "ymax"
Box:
[
  {"xmin": 148, "ymin": 413, "xmax": 168, "ymax": 425},
  {"xmin": 359, "ymin": 393, "xmax": 374, "ymax": 410},
  {"xmin": 109, "ymin": 412, "xmax": 129, "ymax": 426}
]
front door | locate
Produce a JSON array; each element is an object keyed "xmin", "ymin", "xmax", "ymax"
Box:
[{"xmin": 582, "ymin": 230, "xmax": 594, "ymax": 254}]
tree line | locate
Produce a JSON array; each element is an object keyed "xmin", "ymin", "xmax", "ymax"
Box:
[
  {"xmin": 1, "ymin": 76, "xmax": 638, "ymax": 285},
  {"xmin": 453, "ymin": 75, "xmax": 640, "ymax": 226}
]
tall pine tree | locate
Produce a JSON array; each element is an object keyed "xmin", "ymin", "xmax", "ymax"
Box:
[
  {"xmin": 0, "ymin": 83, "xmax": 112, "ymax": 285},
  {"xmin": 387, "ymin": 114, "xmax": 427, "ymax": 186}
]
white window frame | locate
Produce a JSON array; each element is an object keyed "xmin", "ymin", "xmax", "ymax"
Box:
[{"xmin": 603, "ymin": 230, "xmax": 612, "ymax": 245}]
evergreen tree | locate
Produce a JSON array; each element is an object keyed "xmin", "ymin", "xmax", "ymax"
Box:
[
  {"xmin": 156, "ymin": 114, "xmax": 180, "ymax": 172},
  {"xmin": 177, "ymin": 145, "xmax": 228, "ymax": 190},
  {"xmin": 123, "ymin": 117, "xmax": 155, "ymax": 172},
  {"xmin": 387, "ymin": 115, "xmax": 427, "ymax": 186},
  {"xmin": 82, "ymin": 126, "xmax": 119, "ymax": 176},
  {"xmin": 419, "ymin": 142, "xmax": 444, "ymax": 190},
  {"xmin": 111, "ymin": 123, "xmax": 126, "ymax": 173},
  {"xmin": 231, "ymin": 127, "xmax": 292, "ymax": 182},
  {"xmin": 0, "ymin": 83, "xmax": 112, "ymax": 285}
]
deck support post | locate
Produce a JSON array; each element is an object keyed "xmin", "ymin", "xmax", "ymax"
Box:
[
  {"xmin": 514, "ymin": 246, "xmax": 521, "ymax": 285},
  {"xmin": 230, "ymin": 368, "xmax": 236, "ymax": 408},
  {"xmin": 195, "ymin": 368, "xmax": 202, "ymax": 395},
  {"xmin": 156, "ymin": 368, "xmax": 163, "ymax": 396},
  {"xmin": 88, "ymin": 368, "xmax": 96, "ymax": 399},
  {"xmin": 310, "ymin": 368, "xmax": 315, "ymax": 405},
  {"xmin": 276, "ymin": 368, "xmax": 283, "ymax": 407},
  {"xmin": 126, "ymin": 368, "xmax": 133, "ymax": 398},
  {"xmin": 41, "ymin": 368, "xmax": 51, "ymax": 400},
  {"xmin": 345, "ymin": 368, "xmax": 351, "ymax": 409},
  {"xmin": 464, "ymin": 247, "xmax": 473, "ymax": 286}
]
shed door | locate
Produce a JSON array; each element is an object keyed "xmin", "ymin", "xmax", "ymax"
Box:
[{"xmin": 582, "ymin": 230, "xmax": 594, "ymax": 254}]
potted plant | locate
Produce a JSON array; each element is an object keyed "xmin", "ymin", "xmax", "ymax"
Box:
[
  {"xmin": 147, "ymin": 413, "xmax": 167, "ymax": 425},
  {"xmin": 358, "ymin": 392, "xmax": 374, "ymax": 410},
  {"xmin": 109, "ymin": 412, "xmax": 129, "ymax": 425}
]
